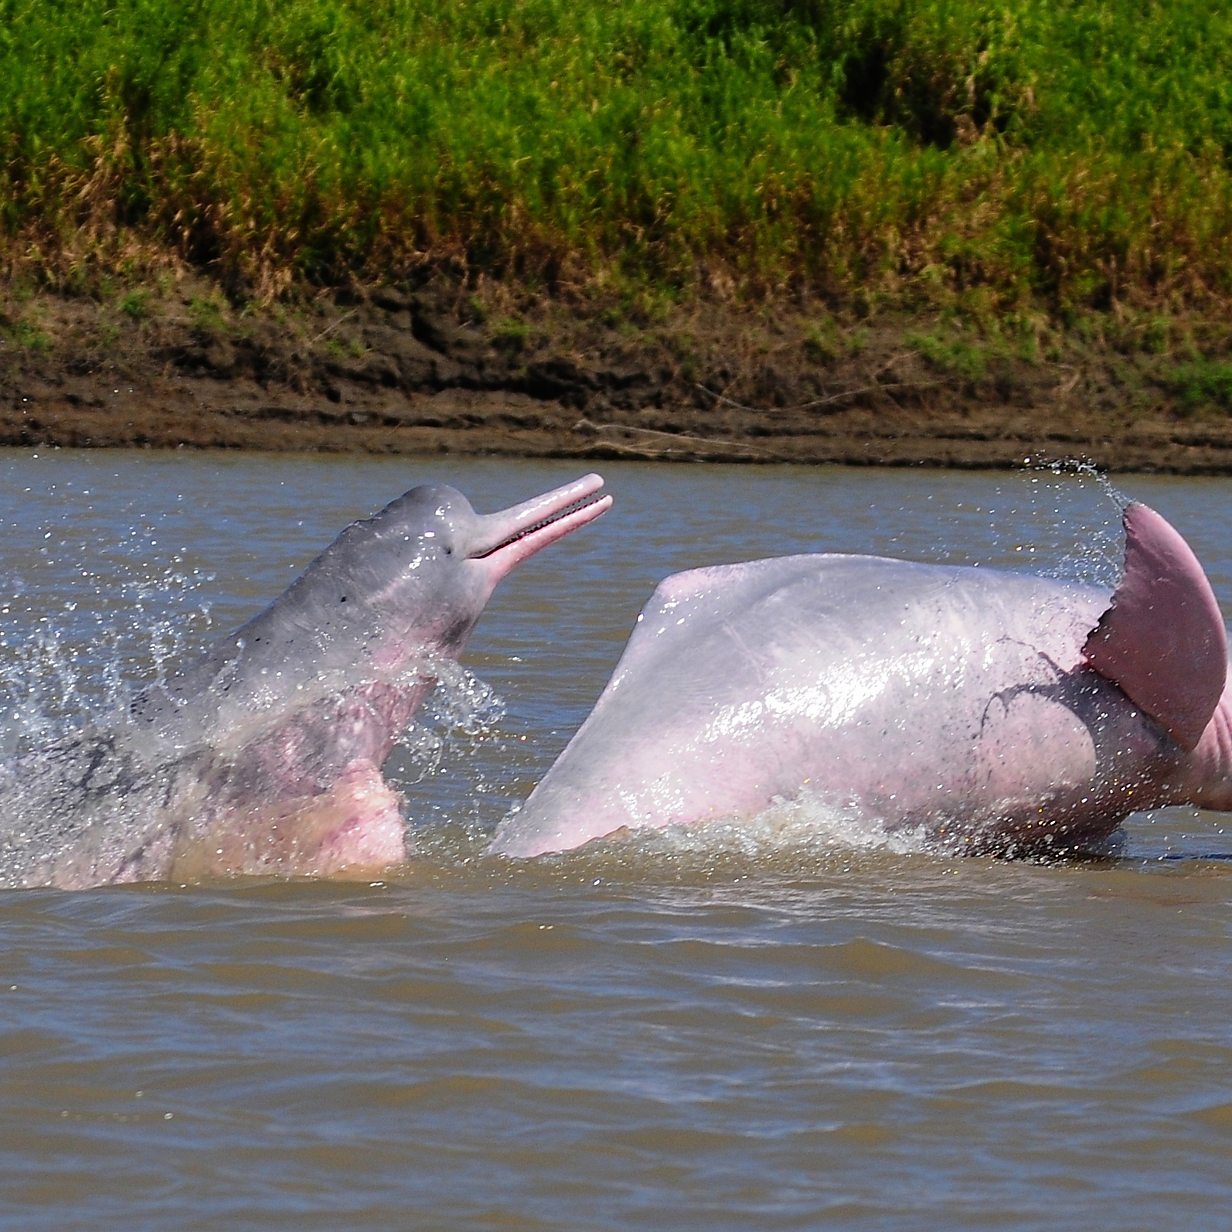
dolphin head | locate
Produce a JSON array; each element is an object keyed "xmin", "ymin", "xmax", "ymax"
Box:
[{"xmin": 293, "ymin": 472, "xmax": 611, "ymax": 667}]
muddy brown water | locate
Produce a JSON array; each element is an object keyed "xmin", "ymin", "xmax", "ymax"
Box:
[{"xmin": 1, "ymin": 452, "xmax": 1230, "ymax": 1230}]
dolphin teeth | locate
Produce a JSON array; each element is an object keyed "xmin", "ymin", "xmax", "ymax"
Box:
[{"xmin": 474, "ymin": 492, "xmax": 607, "ymax": 557}]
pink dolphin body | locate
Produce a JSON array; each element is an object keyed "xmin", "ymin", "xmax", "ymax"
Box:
[
  {"xmin": 2, "ymin": 474, "xmax": 610, "ymax": 888},
  {"xmin": 493, "ymin": 502, "xmax": 1232, "ymax": 858}
]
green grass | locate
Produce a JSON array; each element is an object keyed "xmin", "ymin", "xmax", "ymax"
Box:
[
  {"xmin": 3, "ymin": 0, "xmax": 1232, "ymax": 318},
  {"xmin": 0, "ymin": 311, "xmax": 50, "ymax": 351},
  {"xmin": 184, "ymin": 290, "xmax": 235, "ymax": 336},
  {"xmin": 1165, "ymin": 359, "xmax": 1232, "ymax": 416},
  {"xmin": 117, "ymin": 288, "xmax": 150, "ymax": 319}
]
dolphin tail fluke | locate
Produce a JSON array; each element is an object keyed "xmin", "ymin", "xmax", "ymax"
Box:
[{"xmin": 1083, "ymin": 502, "xmax": 1227, "ymax": 749}]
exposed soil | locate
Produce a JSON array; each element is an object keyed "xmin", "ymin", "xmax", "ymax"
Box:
[{"xmin": 4, "ymin": 274, "xmax": 1232, "ymax": 472}]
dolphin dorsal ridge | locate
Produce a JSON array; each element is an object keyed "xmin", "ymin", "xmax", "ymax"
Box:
[{"xmin": 1083, "ymin": 502, "xmax": 1227, "ymax": 749}]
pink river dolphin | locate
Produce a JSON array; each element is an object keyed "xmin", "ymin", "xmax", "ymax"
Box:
[
  {"xmin": 493, "ymin": 500, "xmax": 1232, "ymax": 859},
  {"xmin": 1, "ymin": 474, "xmax": 610, "ymax": 888}
]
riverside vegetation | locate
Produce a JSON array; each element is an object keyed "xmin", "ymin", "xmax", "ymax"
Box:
[{"xmin": 3, "ymin": 0, "xmax": 1232, "ymax": 465}]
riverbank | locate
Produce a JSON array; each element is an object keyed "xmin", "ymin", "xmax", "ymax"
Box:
[
  {"xmin": 6, "ymin": 0, "xmax": 1232, "ymax": 470},
  {"xmin": 4, "ymin": 277, "xmax": 1232, "ymax": 472}
]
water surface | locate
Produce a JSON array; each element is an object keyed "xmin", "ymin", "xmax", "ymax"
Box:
[{"xmin": 1, "ymin": 452, "xmax": 1230, "ymax": 1230}]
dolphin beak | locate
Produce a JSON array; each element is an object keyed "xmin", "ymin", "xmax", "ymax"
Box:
[{"xmin": 469, "ymin": 473, "xmax": 611, "ymax": 582}]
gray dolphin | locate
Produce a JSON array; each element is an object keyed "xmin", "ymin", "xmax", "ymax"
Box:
[{"xmin": 2, "ymin": 474, "xmax": 610, "ymax": 888}]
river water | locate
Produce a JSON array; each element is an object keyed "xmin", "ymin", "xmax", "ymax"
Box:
[{"xmin": 1, "ymin": 451, "xmax": 1230, "ymax": 1230}]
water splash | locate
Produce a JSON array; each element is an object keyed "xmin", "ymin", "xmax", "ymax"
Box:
[
  {"xmin": 1025, "ymin": 458, "xmax": 1128, "ymax": 588},
  {"xmin": 0, "ymin": 524, "xmax": 215, "ymax": 755},
  {"xmin": 628, "ymin": 792, "xmax": 935, "ymax": 859},
  {"xmin": 386, "ymin": 654, "xmax": 507, "ymax": 795}
]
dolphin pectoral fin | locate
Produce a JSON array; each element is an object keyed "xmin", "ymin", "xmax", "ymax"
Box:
[
  {"xmin": 168, "ymin": 760, "xmax": 407, "ymax": 881},
  {"xmin": 1083, "ymin": 502, "xmax": 1227, "ymax": 749}
]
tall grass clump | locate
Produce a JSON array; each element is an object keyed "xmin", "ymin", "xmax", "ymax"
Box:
[{"xmin": 2, "ymin": 0, "xmax": 1232, "ymax": 313}]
